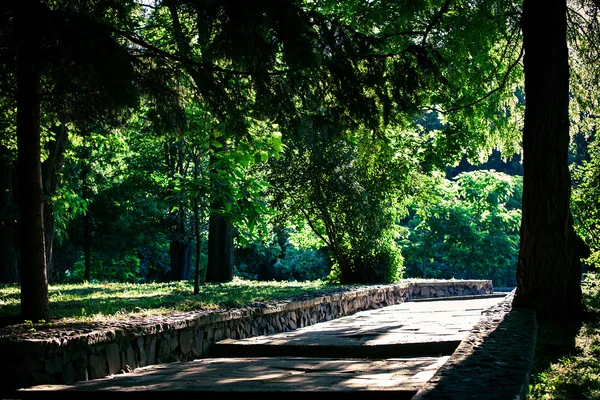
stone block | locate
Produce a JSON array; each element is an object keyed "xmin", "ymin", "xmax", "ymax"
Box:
[
  {"xmin": 26, "ymin": 360, "xmax": 43, "ymax": 373},
  {"xmin": 148, "ymin": 338, "xmax": 157, "ymax": 365},
  {"xmin": 180, "ymin": 331, "xmax": 192, "ymax": 355},
  {"xmin": 30, "ymin": 371, "xmax": 50, "ymax": 385},
  {"xmin": 169, "ymin": 334, "xmax": 179, "ymax": 351},
  {"xmin": 63, "ymin": 362, "xmax": 77, "ymax": 384},
  {"xmin": 105, "ymin": 343, "xmax": 121, "ymax": 375},
  {"xmin": 194, "ymin": 330, "xmax": 204, "ymax": 357},
  {"xmin": 126, "ymin": 345, "xmax": 137, "ymax": 369},
  {"xmin": 89, "ymin": 353, "xmax": 107, "ymax": 379},
  {"xmin": 157, "ymin": 339, "xmax": 171, "ymax": 362},
  {"xmin": 44, "ymin": 356, "xmax": 63, "ymax": 376},
  {"xmin": 138, "ymin": 344, "xmax": 147, "ymax": 367}
]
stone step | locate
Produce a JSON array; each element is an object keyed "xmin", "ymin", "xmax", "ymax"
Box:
[
  {"xmin": 21, "ymin": 355, "xmax": 449, "ymax": 398},
  {"xmin": 209, "ymin": 340, "xmax": 461, "ymax": 358}
]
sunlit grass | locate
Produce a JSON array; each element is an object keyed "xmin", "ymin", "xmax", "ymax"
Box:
[
  {"xmin": 0, "ymin": 278, "xmax": 354, "ymax": 327},
  {"xmin": 527, "ymin": 271, "xmax": 600, "ymax": 399}
]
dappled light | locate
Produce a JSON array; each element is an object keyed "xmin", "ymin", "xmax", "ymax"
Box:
[{"xmin": 1, "ymin": 0, "xmax": 600, "ymax": 397}]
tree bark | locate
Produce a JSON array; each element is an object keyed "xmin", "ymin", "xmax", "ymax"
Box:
[
  {"xmin": 205, "ymin": 210, "xmax": 234, "ymax": 283},
  {"xmin": 0, "ymin": 146, "xmax": 19, "ymax": 283},
  {"xmin": 81, "ymin": 142, "xmax": 92, "ymax": 282},
  {"xmin": 167, "ymin": 3, "xmax": 235, "ymax": 283},
  {"xmin": 165, "ymin": 138, "xmax": 193, "ymax": 281},
  {"xmin": 41, "ymin": 124, "xmax": 68, "ymax": 283},
  {"xmin": 513, "ymin": 0, "xmax": 584, "ymax": 321},
  {"xmin": 16, "ymin": 0, "xmax": 50, "ymax": 321},
  {"xmin": 204, "ymin": 136, "xmax": 234, "ymax": 283},
  {"xmin": 193, "ymin": 154, "xmax": 202, "ymax": 294},
  {"xmin": 169, "ymin": 215, "xmax": 192, "ymax": 281}
]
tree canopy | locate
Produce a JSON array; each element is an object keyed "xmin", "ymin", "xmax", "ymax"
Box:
[{"xmin": 1, "ymin": 0, "xmax": 599, "ymax": 325}]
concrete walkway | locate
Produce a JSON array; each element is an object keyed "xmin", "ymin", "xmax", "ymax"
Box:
[{"xmin": 19, "ymin": 295, "xmax": 506, "ymax": 398}]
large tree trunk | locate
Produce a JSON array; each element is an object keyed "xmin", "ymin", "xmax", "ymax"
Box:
[
  {"xmin": 41, "ymin": 124, "xmax": 68, "ymax": 283},
  {"xmin": 513, "ymin": 0, "xmax": 584, "ymax": 321},
  {"xmin": 16, "ymin": 0, "xmax": 50, "ymax": 321},
  {"xmin": 0, "ymin": 146, "xmax": 19, "ymax": 283}
]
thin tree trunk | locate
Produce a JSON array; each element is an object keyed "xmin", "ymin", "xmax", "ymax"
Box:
[
  {"xmin": 41, "ymin": 124, "xmax": 68, "ymax": 283},
  {"xmin": 193, "ymin": 155, "xmax": 201, "ymax": 294},
  {"xmin": 168, "ymin": 3, "xmax": 235, "ymax": 283},
  {"xmin": 205, "ymin": 210, "xmax": 234, "ymax": 282},
  {"xmin": 81, "ymin": 143, "xmax": 92, "ymax": 282},
  {"xmin": 205, "ymin": 137, "xmax": 234, "ymax": 283},
  {"xmin": 83, "ymin": 207, "xmax": 91, "ymax": 281},
  {"xmin": 0, "ymin": 146, "xmax": 19, "ymax": 283},
  {"xmin": 514, "ymin": 0, "xmax": 584, "ymax": 321},
  {"xmin": 16, "ymin": 0, "xmax": 50, "ymax": 321}
]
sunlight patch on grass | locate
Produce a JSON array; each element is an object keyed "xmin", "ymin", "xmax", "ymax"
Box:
[{"xmin": 0, "ymin": 278, "xmax": 346, "ymax": 327}]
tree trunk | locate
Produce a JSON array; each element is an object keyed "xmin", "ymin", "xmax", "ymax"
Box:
[
  {"xmin": 81, "ymin": 143, "xmax": 92, "ymax": 282},
  {"xmin": 513, "ymin": 0, "xmax": 584, "ymax": 321},
  {"xmin": 193, "ymin": 155, "xmax": 202, "ymax": 294},
  {"xmin": 205, "ymin": 209, "xmax": 234, "ymax": 283},
  {"xmin": 0, "ymin": 146, "xmax": 19, "ymax": 283},
  {"xmin": 16, "ymin": 0, "xmax": 50, "ymax": 321},
  {"xmin": 41, "ymin": 124, "xmax": 68, "ymax": 283},
  {"xmin": 205, "ymin": 136, "xmax": 234, "ymax": 283},
  {"xmin": 165, "ymin": 138, "xmax": 193, "ymax": 282},
  {"xmin": 167, "ymin": 3, "xmax": 234, "ymax": 283},
  {"xmin": 83, "ymin": 207, "xmax": 91, "ymax": 281},
  {"xmin": 169, "ymin": 213, "xmax": 192, "ymax": 281}
]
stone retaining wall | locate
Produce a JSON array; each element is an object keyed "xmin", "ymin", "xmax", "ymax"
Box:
[{"xmin": 0, "ymin": 279, "xmax": 491, "ymax": 390}]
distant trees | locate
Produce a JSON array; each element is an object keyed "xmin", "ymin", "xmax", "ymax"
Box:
[{"xmin": 400, "ymin": 170, "xmax": 522, "ymax": 286}]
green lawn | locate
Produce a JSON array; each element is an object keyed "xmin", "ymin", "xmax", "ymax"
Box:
[
  {"xmin": 0, "ymin": 278, "xmax": 354, "ymax": 327},
  {"xmin": 527, "ymin": 271, "xmax": 600, "ymax": 399}
]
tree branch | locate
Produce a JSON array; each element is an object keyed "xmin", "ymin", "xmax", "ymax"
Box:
[
  {"xmin": 112, "ymin": 27, "xmax": 298, "ymax": 77},
  {"xmin": 421, "ymin": 0, "xmax": 453, "ymax": 46},
  {"xmin": 426, "ymin": 44, "xmax": 524, "ymax": 114}
]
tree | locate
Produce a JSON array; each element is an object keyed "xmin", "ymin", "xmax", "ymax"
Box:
[
  {"xmin": 3, "ymin": 0, "xmax": 165, "ymax": 316},
  {"xmin": 15, "ymin": 0, "xmax": 50, "ymax": 320},
  {"xmin": 400, "ymin": 170, "xmax": 522, "ymax": 285},
  {"xmin": 513, "ymin": 0, "xmax": 588, "ymax": 321}
]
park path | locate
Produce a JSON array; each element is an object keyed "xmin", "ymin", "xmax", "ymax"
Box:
[{"xmin": 21, "ymin": 295, "xmax": 506, "ymax": 398}]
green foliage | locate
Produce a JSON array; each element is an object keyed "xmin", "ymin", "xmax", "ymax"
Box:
[
  {"xmin": 235, "ymin": 226, "xmax": 331, "ymax": 282},
  {"xmin": 66, "ymin": 251, "xmax": 144, "ymax": 284},
  {"xmin": 0, "ymin": 0, "xmax": 542, "ymax": 296},
  {"xmin": 572, "ymin": 138, "xmax": 600, "ymax": 268},
  {"xmin": 269, "ymin": 125, "xmax": 414, "ymax": 284},
  {"xmin": 400, "ymin": 170, "xmax": 522, "ymax": 286}
]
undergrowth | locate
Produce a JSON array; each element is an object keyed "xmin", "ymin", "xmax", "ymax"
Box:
[{"xmin": 527, "ymin": 271, "xmax": 600, "ymax": 399}]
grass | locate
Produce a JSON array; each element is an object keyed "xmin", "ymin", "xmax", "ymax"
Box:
[
  {"xmin": 0, "ymin": 278, "xmax": 357, "ymax": 329},
  {"xmin": 527, "ymin": 271, "xmax": 600, "ymax": 399}
]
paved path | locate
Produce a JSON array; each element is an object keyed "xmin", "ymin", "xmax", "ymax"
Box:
[{"xmin": 20, "ymin": 295, "xmax": 506, "ymax": 398}]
